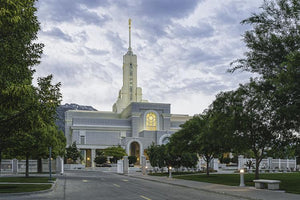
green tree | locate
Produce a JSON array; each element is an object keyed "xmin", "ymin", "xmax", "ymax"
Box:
[
  {"xmin": 223, "ymin": 80, "xmax": 295, "ymax": 178},
  {"xmin": 169, "ymin": 115, "xmax": 227, "ymax": 176},
  {"xmin": 0, "ymin": 0, "xmax": 44, "ymax": 141},
  {"xmin": 104, "ymin": 146, "xmax": 127, "ymax": 163},
  {"xmin": 147, "ymin": 143, "xmax": 168, "ymax": 172},
  {"xmin": 66, "ymin": 142, "xmax": 82, "ymax": 164},
  {"xmin": 181, "ymin": 152, "xmax": 198, "ymax": 169},
  {"xmin": 0, "ymin": 0, "xmax": 66, "ymax": 177},
  {"xmin": 0, "ymin": 0, "xmax": 61, "ymax": 176},
  {"xmin": 5, "ymin": 75, "xmax": 64, "ymax": 176},
  {"xmin": 230, "ymin": 0, "xmax": 300, "ymax": 130}
]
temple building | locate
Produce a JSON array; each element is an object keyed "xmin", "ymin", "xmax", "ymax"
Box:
[{"xmin": 65, "ymin": 19, "xmax": 191, "ymax": 167}]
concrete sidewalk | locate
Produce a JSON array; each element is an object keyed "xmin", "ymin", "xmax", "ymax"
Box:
[{"xmin": 127, "ymin": 173, "xmax": 300, "ymax": 200}]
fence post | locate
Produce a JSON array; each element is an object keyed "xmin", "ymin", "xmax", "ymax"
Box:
[
  {"xmin": 267, "ymin": 157, "xmax": 273, "ymax": 169},
  {"xmin": 12, "ymin": 159, "xmax": 18, "ymax": 174},
  {"xmin": 141, "ymin": 155, "xmax": 147, "ymax": 175},
  {"xmin": 238, "ymin": 155, "xmax": 244, "ymax": 170},
  {"xmin": 123, "ymin": 156, "xmax": 128, "ymax": 175},
  {"xmin": 213, "ymin": 158, "xmax": 219, "ymax": 171}
]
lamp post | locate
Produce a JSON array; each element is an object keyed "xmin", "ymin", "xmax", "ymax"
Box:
[
  {"xmin": 49, "ymin": 146, "xmax": 52, "ymax": 181},
  {"xmin": 240, "ymin": 168, "xmax": 245, "ymax": 187},
  {"xmin": 169, "ymin": 166, "xmax": 172, "ymax": 178}
]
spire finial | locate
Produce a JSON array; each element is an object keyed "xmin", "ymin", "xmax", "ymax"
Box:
[{"xmin": 128, "ymin": 18, "xmax": 132, "ymax": 52}]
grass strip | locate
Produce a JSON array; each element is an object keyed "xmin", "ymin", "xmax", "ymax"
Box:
[
  {"xmin": 175, "ymin": 172, "xmax": 300, "ymax": 194},
  {"xmin": 0, "ymin": 177, "xmax": 56, "ymax": 183},
  {"xmin": 0, "ymin": 184, "xmax": 52, "ymax": 193}
]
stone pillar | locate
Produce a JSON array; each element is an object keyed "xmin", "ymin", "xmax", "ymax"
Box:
[
  {"xmin": 117, "ymin": 160, "xmax": 123, "ymax": 174},
  {"xmin": 56, "ymin": 157, "xmax": 64, "ymax": 175},
  {"xmin": 91, "ymin": 149, "xmax": 96, "ymax": 168},
  {"xmin": 238, "ymin": 155, "xmax": 244, "ymax": 170},
  {"xmin": 267, "ymin": 157, "xmax": 273, "ymax": 169},
  {"xmin": 141, "ymin": 155, "xmax": 146, "ymax": 175},
  {"xmin": 213, "ymin": 158, "xmax": 219, "ymax": 171},
  {"xmin": 12, "ymin": 159, "xmax": 18, "ymax": 174},
  {"xmin": 123, "ymin": 156, "xmax": 129, "ymax": 175}
]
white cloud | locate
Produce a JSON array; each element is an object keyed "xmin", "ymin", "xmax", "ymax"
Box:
[{"xmin": 34, "ymin": 0, "xmax": 264, "ymax": 115}]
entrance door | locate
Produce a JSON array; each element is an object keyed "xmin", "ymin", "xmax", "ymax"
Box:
[{"xmin": 130, "ymin": 142, "xmax": 140, "ymax": 165}]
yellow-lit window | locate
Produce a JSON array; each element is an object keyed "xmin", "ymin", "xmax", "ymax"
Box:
[{"xmin": 146, "ymin": 112, "xmax": 157, "ymax": 131}]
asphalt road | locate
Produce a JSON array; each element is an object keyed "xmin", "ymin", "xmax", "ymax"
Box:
[{"xmin": 0, "ymin": 171, "xmax": 244, "ymax": 200}]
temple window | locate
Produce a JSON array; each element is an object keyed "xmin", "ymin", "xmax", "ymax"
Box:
[{"xmin": 146, "ymin": 112, "xmax": 157, "ymax": 131}]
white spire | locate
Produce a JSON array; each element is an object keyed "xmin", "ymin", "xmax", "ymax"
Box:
[{"xmin": 128, "ymin": 18, "xmax": 132, "ymax": 52}]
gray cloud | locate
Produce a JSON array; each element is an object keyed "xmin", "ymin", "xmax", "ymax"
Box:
[
  {"xmin": 41, "ymin": 27, "xmax": 73, "ymax": 42},
  {"xmin": 36, "ymin": 0, "xmax": 110, "ymax": 25},
  {"xmin": 135, "ymin": 0, "xmax": 200, "ymax": 19},
  {"xmin": 171, "ymin": 22, "xmax": 214, "ymax": 39},
  {"xmin": 105, "ymin": 31, "xmax": 126, "ymax": 54},
  {"xmin": 85, "ymin": 47, "xmax": 109, "ymax": 55}
]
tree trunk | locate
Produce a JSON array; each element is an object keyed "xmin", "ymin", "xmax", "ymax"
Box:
[
  {"xmin": 0, "ymin": 150, "xmax": 2, "ymax": 175},
  {"xmin": 25, "ymin": 154, "xmax": 29, "ymax": 177},
  {"xmin": 37, "ymin": 158, "xmax": 43, "ymax": 173},
  {"xmin": 206, "ymin": 159, "xmax": 210, "ymax": 176},
  {"xmin": 255, "ymin": 157, "xmax": 260, "ymax": 179}
]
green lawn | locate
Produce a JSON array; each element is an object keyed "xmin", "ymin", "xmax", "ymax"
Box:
[
  {"xmin": 175, "ymin": 172, "xmax": 300, "ymax": 194},
  {"xmin": 0, "ymin": 184, "xmax": 52, "ymax": 193},
  {"xmin": 0, "ymin": 177, "xmax": 55, "ymax": 193},
  {"xmin": 0, "ymin": 177, "xmax": 56, "ymax": 183}
]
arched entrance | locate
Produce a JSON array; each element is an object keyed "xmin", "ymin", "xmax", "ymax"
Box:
[{"xmin": 130, "ymin": 142, "xmax": 140, "ymax": 165}]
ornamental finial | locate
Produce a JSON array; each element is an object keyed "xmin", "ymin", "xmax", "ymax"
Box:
[{"xmin": 128, "ymin": 18, "xmax": 132, "ymax": 52}]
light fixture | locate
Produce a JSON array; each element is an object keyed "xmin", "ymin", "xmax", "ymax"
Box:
[{"xmin": 240, "ymin": 168, "xmax": 245, "ymax": 187}]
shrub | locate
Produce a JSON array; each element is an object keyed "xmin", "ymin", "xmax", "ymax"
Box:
[
  {"xmin": 128, "ymin": 156, "xmax": 137, "ymax": 165},
  {"xmin": 94, "ymin": 156, "xmax": 107, "ymax": 165}
]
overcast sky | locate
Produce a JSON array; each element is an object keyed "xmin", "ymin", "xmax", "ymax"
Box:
[{"xmin": 34, "ymin": 0, "xmax": 263, "ymax": 115}]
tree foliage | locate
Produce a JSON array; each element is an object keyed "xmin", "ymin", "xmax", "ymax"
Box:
[
  {"xmin": 0, "ymin": 0, "xmax": 66, "ymax": 177},
  {"xmin": 66, "ymin": 142, "xmax": 82, "ymax": 164},
  {"xmin": 128, "ymin": 156, "xmax": 137, "ymax": 165},
  {"xmin": 94, "ymin": 151, "xmax": 107, "ymax": 165},
  {"xmin": 230, "ymin": 0, "xmax": 300, "ymax": 130},
  {"xmin": 169, "ymin": 114, "xmax": 229, "ymax": 176},
  {"xmin": 147, "ymin": 143, "xmax": 168, "ymax": 172},
  {"xmin": 104, "ymin": 146, "xmax": 127, "ymax": 163}
]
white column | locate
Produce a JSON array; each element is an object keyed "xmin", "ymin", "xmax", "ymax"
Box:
[
  {"xmin": 56, "ymin": 156, "xmax": 64, "ymax": 175},
  {"xmin": 91, "ymin": 149, "xmax": 96, "ymax": 168}
]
